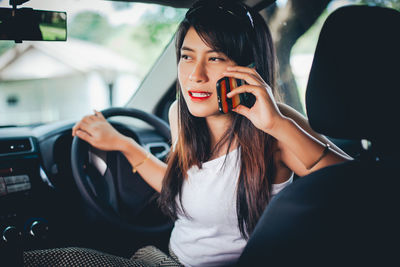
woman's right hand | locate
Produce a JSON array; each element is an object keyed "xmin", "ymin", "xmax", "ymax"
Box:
[{"xmin": 72, "ymin": 110, "xmax": 128, "ymax": 152}]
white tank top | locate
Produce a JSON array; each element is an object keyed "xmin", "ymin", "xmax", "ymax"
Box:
[{"xmin": 169, "ymin": 148, "xmax": 293, "ymax": 266}]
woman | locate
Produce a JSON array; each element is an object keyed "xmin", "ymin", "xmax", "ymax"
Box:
[{"xmin": 24, "ymin": 0, "xmax": 350, "ymax": 266}]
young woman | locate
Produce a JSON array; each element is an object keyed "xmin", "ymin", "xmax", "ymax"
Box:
[{"xmin": 24, "ymin": 1, "xmax": 350, "ymax": 266}]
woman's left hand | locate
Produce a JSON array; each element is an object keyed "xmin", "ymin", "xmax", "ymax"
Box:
[{"xmin": 224, "ymin": 65, "xmax": 284, "ymax": 134}]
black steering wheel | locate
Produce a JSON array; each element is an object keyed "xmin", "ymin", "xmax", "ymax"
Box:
[{"xmin": 71, "ymin": 107, "xmax": 173, "ymax": 234}]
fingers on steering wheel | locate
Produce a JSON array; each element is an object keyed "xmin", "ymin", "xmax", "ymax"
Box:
[
  {"xmin": 73, "ymin": 109, "xmax": 105, "ymax": 137},
  {"xmin": 94, "ymin": 110, "xmax": 105, "ymax": 119},
  {"xmin": 72, "ymin": 121, "xmax": 83, "ymax": 136},
  {"xmin": 73, "ymin": 120, "xmax": 92, "ymax": 138},
  {"xmin": 83, "ymin": 115, "xmax": 96, "ymax": 124},
  {"xmin": 75, "ymin": 130, "xmax": 93, "ymax": 144}
]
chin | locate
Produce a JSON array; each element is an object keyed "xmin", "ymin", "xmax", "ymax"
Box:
[{"xmin": 187, "ymin": 105, "xmax": 219, "ymax": 118}]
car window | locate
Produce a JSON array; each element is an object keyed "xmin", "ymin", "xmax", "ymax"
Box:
[
  {"xmin": 2, "ymin": 0, "xmax": 398, "ymax": 127},
  {"xmin": 156, "ymin": 0, "xmax": 400, "ymax": 119},
  {"xmin": 0, "ymin": 0, "xmax": 186, "ymax": 127},
  {"xmin": 288, "ymin": 0, "xmax": 400, "ymax": 112}
]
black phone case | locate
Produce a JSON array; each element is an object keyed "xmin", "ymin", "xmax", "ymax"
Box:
[{"xmin": 216, "ymin": 77, "xmax": 255, "ymax": 114}]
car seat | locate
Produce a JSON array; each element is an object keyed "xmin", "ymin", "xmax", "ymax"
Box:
[{"xmin": 237, "ymin": 5, "xmax": 400, "ymax": 266}]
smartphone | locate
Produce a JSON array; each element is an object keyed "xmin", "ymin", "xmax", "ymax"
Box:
[{"xmin": 216, "ymin": 77, "xmax": 255, "ymax": 114}]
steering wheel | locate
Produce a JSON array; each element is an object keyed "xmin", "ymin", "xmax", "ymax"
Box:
[{"xmin": 71, "ymin": 107, "xmax": 173, "ymax": 235}]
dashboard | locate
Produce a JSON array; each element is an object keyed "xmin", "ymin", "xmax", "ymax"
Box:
[
  {"xmin": 0, "ymin": 119, "xmax": 170, "ymax": 258},
  {"xmin": 0, "ymin": 131, "xmax": 53, "ymax": 263}
]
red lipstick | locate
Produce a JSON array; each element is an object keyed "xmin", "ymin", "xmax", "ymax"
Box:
[{"xmin": 188, "ymin": 90, "xmax": 212, "ymax": 102}]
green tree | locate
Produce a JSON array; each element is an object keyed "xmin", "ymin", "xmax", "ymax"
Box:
[
  {"xmin": 111, "ymin": 2, "xmax": 132, "ymax": 11},
  {"xmin": 68, "ymin": 11, "xmax": 114, "ymax": 44},
  {"xmin": 105, "ymin": 6, "xmax": 186, "ymax": 77},
  {"xmin": 257, "ymin": 0, "xmax": 398, "ymax": 113}
]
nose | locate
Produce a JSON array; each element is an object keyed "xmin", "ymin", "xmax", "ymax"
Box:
[{"xmin": 189, "ymin": 62, "xmax": 208, "ymax": 83}]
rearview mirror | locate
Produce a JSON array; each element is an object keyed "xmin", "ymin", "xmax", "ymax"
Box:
[{"xmin": 0, "ymin": 7, "xmax": 67, "ymax": 42}]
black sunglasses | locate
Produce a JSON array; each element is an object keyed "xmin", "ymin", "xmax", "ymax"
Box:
[{"xmin": 185, "ymin": 0, "xmax": 255, "ymax": 29}]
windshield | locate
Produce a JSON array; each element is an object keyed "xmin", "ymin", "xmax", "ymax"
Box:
[
  {"xmin": 0, "ymin": 0, "xmax": 186, "ymax": 127},
  {"xmin": 1, "ymin": 0, "xmax": 398, "ymax": 127}
]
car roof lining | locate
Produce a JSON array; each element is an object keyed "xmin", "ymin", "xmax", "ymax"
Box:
[{"xmin": 105, "ymin": 0, "xmax": 276, "ymax": 10}]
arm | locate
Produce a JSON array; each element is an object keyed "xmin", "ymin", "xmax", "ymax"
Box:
[
  {"xmin": 71, "ymin": 110, "xmax": 175, "ymax": 193},
  {"xmin": 278, "ymin": 103, "xmax": 350, "ymax": 159},
  {"xmin": 224, "ymin": 66, "xmax": 351, "ymax": 177},
  {"xmin": 275, "ymin": 103, "xmax": 352, "ymax": 176},
  {"xmin": 120, "ymin": 100, "xmax": 180, "ymax": 191}
]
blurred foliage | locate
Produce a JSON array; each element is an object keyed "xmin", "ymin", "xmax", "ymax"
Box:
[
  {"xmin": 1, "ymin": 0, "xmax": 397, "ymax": 71},
  {"xmin": 292, "ymin": 0, "xmax": 399, "ymax": 54},
  {"xmin": 0, "ymin": 5, "xmax": 186, "ymax": 77},
  {"xmin": 291, "ymin": 9, "xmax": 329, "ymax": 54},
  {"xmin": 111, "ymin": 1, "xmax": 132, "ymax": 10},
  {"xmin": 360, "ymin": 0, "xmax": 400, "ymax": 9},
  {"xmin": 113, "ymin": 6, "xmax": 186, "ymax": 76},
  {"xmin": 68, "ymin": 12, "xmax": 114, "ymax": 44},
  {"xmin": 67, "ymin": 6, "xmax": 186, "ymax": 77},
  {"xmin": 290, "ymin": 0, "xmax": 399, "ymax": 110}
]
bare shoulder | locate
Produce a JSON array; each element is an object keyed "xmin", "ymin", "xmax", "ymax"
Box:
[
  {"xmin": 168, "ymin": 100, "xmax": 178, "ymax": 120},
  {"xmin": 168, "ymin": 100, "xmax": 178, "ymax": 144}
]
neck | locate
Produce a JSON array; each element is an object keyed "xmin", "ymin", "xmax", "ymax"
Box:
[{"xmin": 206, "ymin": 114, "xmax": 236, "ymax": 158}]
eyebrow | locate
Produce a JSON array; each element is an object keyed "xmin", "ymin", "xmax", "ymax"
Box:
[{"xmin": 180, "ymin": 46, "xmax": 221, "ymax": 54}]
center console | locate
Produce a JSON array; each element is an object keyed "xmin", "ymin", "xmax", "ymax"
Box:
[{"xmin": 0, "ymin": 137, "xmax": 52, "ymax": 263}]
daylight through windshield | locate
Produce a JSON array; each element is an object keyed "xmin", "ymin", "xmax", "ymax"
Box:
[
  {"xmin": 0, "ymin": 0, "xmax": 398, "ymax": 127},
  {"xmin": 0, "ymin": 0, "xmax": 186, "ymax": 126}
]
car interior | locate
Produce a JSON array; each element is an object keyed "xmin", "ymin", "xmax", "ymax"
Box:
[
  {"xmin": 238, "ymin": 4, "xmax": 400, "ymax": 266},
  {"xmin": 0, "ymin": 0, "xmax": 399, "ymax": 266}
]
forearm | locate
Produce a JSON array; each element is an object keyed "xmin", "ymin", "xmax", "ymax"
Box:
[
  {"xmin": 118, "ymin": 136, "xmax": 167, "ymax": 193},
  {"xmin": 269, "ymin": 117, "xmax": 349, "ymax": 171}
]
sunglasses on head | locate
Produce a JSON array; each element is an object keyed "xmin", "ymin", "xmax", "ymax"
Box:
[{"xmin": 185, "ymin": 0, "xmax": 255, "ymax": 29}]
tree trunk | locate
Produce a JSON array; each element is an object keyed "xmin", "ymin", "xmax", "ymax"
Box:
[{"xmin": 263, "ymin": 0, "xmax": 331, "ymax": 114}]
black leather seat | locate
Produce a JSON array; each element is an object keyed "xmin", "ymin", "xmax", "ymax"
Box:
[{"xmin": 238, "ymin": 5, "xmax": 400, "ymax": 266}]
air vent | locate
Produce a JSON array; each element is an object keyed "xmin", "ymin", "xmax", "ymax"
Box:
[
  {"xmin": 145, "ymin": 142, "xmax": 170, "ymax": 159},
  {"xmin": 0, "ymin": 138, "xmax": 33, "ymax": 155}
]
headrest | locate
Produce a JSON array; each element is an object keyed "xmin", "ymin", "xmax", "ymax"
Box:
[{"xmin": 306, "ymin": 5, "xmax": 400, "ymax": 142}]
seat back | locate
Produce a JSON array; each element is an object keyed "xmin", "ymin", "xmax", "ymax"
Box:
[{"xmin": 238, "ymin": 5, "xmax": 400, "ymax": 266}]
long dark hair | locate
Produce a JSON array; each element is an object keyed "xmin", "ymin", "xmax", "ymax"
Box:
[{"xmin": 159, "ymin": 0, "xmax": 280, "ymax": 239}]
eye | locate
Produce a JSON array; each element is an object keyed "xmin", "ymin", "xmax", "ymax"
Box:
[
  {"xmin": 180, "ymin": 54, "xmax": 191, "ymax": 61},
  {"xmin": 209, "ymin": 57, "xmax": 226, "ymax": 62}
]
